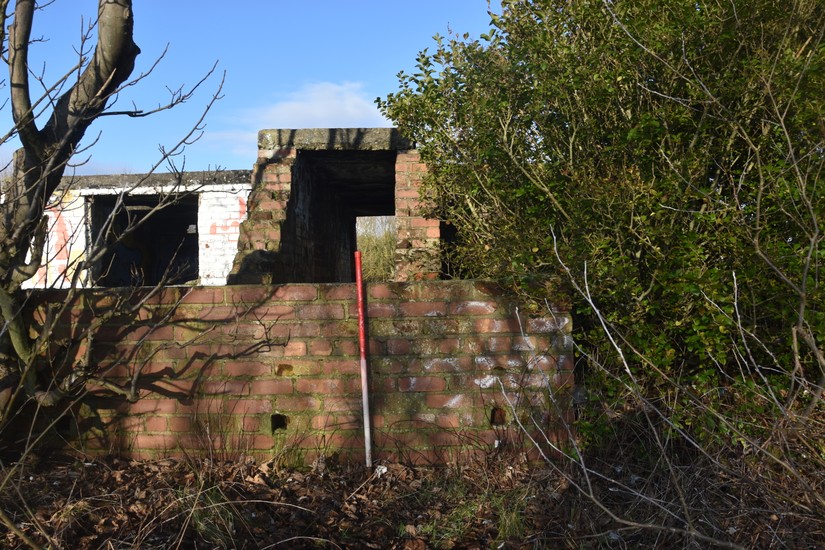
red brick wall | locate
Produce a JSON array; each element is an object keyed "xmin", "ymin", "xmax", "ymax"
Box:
[
  {"xmin": 31, "ymin": 281, "xmax": 572, "ymax": 465},
  {"xmin": 394, "ymin": 150, "xmax": 440, "ymax": 281}
]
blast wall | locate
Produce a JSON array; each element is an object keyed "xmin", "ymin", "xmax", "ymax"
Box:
[{"xmin": 31, "ymin": 281, "xmax": 572, "ymax": 464}]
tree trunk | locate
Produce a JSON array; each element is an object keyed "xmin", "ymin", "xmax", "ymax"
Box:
[{"xmin": 0, "ymin": 0, "xmax": 140, "ymax": 403}]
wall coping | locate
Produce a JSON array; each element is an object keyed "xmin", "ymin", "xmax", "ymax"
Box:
[
  {"xmin": 57, "ymin": 170, "xmax": 253, "ymax": 191},
  {"xmin": 257, "ymin": 128, "xmax": 413, "ymax": 152}
]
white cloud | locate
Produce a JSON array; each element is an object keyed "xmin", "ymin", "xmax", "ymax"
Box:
[
  {"xmin": 253, "ymin": 82, "xmax": 392, "ymax": 129},
  {"xmin": 192, "ymin": 81, "xmax": 395, "ymax": 169},
  {"xmin": 207, "ymin": 81, "xmax": 390, "ymax": 146}
]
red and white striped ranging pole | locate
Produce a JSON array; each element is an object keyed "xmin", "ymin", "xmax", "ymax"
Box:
[{"xmin": 354, "ymin": 251, "xmax": 373, "ymax": 468}]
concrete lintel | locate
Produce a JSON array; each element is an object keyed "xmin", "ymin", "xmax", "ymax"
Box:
[
  {"xmin": 258, "ymin": 128, "xmax": 413, "ymax": 152},
  {"xmin": 59, "ymin": 169, "xmax": 253, "ymax": 191}
]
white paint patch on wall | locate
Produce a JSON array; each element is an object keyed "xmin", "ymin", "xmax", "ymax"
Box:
[
  {"xmin": 474, "ymin": 375, "xmax": 498, "ymax": 389},
  {"xmin": 445, "ymin": 395, "xmax": 464, "ymax": 408},
  {"xmin": 198, "ymin": 186, "xmax": 251, "ymax": 285},
  {"xmin": 24, "ymin": 191, "xmax": 87, "ymax": 289}
]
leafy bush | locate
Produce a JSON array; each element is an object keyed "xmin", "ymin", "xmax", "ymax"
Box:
[
  {"xmin": 379, "ymin": 0, "xmax": 824, "ymax": 419},
  {"xmin": 380, "ymin": 1, "xmax": 825, "ymax": 545}
]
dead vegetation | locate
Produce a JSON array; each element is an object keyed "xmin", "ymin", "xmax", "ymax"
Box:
[{"xmin": 1, "ymin": 422, "xmax": 823, "ymax": 550}]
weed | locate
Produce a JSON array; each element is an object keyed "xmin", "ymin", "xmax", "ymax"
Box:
[{"xmin": 176, "ymin": 484, "xmax": 238, "ymax": 549}]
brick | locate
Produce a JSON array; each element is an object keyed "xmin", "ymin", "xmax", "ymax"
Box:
[
  {"xmin": 200, "ymin": 380, "xmax": 249, "ymax": 396},
  {"xmin": 186, "ymin": 398, "xmax": 224, "ymax": 415},
  {"xmin": 460, "ymin": 338, "xmax": 484, "ymax": 354},
  {"xmin": 557, "ymin": 354, "xmax": 574, "ymax": 371},
  {"xmin": 297, "ymin": 304, "xmax": 345, "ymax": 320},
  {"xmin": 282, "ymin": 322, "xmax": 321, "ymax": 338},
  {"xmin": 168, "ymin": 416, "xmax": 192, "ymax": 432},
  {"xmin": 410, "ymin": 217, "xmax": 439, "ymax": 228},
  {"xmin": 552, "ymin": 371, "xmax": 575, "ymax": 388},
  {"xmin": 241, "ymin": 416, "xmax": 261, "ymax": 432},
  {"xmin": 311, "ymin": 414, "xmax": 361, "ymax": 430},
  {"xmin": 333, "ymin": 340, "xmax": 359, "ymax": 356},
  {"xmin": 181, "ymin": 287, "xmax": 226, "ymax": 305},
  {"xmin": 374, "ymin": 377, "xmax": 396, "ymax": 392},
  {"xmin": 144, "ymin": 416, "xmax": 168, "ymax": 432},
  {"xmin": 485, "ymin": 336, "xmax": 512, "ymax": 353},
  {"xmin": 133, "ymin": 434, "xmax": 177, "ymax": 451},
  {"xmin": 216, "ymin": 322, "xmax": 268, "ymax": 341},
  {"xmin": 194, "ymin": 306, "xmax": 241, "ymax": 321},
  {"xmin": 425, "ymin": 227, "xmax": 440, "ymax": 239},
  {"xmin": 273, "ymin": 285, "xmax": 318, "ymax": 301},
  {"xmin": 395, "ymin": 188, "xmax": 420, "ymax": 199},
  {"xmin": 321, "ymin": 285, "xmax": 356, "ymax": 300},
  {"xmin": 134, "ymin": 359, "xmax": 178, "ymax": 377},
  {"xmin": 255, "ymin": 305, "xmax": 297, "ymax": 321},
  {"xmin": 276, "ymin": 360, "xmax": 322, "ymax": 376},
  {"xmin": 295, "ymin": 378, "xmax": 359, "ymax": 394},
  {"xmin": 438, "ymin": 338, "xmax": 461, "ymax": 354},
  {"xmin": 126, "ymin": 399, "xmax": 177, "ymax": 414},
  {"xmin": 399, "ymin": 302, "xmax": 447, "ymax": 317},
  {"xmin": 368, "ymin": 284, "xmax": 399, "ymax": 300},
  {"xmin": 250, "ymin": 379, "xmax": 294, "ymax": 395},
  {"xmin": 228, "ymin": 399, "xmax": 273, "ymax": 414},
  {"xmin": 275, "ymin": 395, "xmax": 321, "ymax": 411},
  {"xmin": 320, "ymin": 320, "xmax": 356, "ymax": 337},
  {"xmin": 323, "ymin": 397, "xmax": 363, "ymax": 412},
  {"xmin": 474, "ymin": 355, "xmax": 526, "ymax": 370},
  {"xmin": 409, "ymin": 339, "xmax": 448, "ymax": 356},
  {"xmin": 298, "ymin": 432, "xmax": 360, "ymax": 450},
  {"xmin": 309, "ymin": 340, "xmax": 333, "ymax": 356},
  {"xmin": 366, "ymin": 302, "xmax": 398, "ymax": 317},
  {"xmin": 322, "ymin": 360, "xmax": 359, "ymax": 375},
  {"xmin": 283, "ymin": 340, "xmax": 307, "ymax": 357},
  {"xmin": 527, "ymin": 316, "xmax": 570, "ymax": 333},
  {"xmin": 474, "ymin": 318, "xmax": 523, "ymax": 334},
  {"xmin": 223, "ymin": 361, "xmax": 271, "ymax": 377},
  {"xmin": 362, "ymin": 356, "xmax": 402, "ymax": 373},
  {"xmin": 450, "ymin": 301, "xmax": 498, "ymax": 315},
  {"xmin": 425, "ymin": 394, "xmax": 469, "ymax": 409},
  {"xmin": 415, "ymin": 356, "xmax": 471, "ymax": 373},
  {"xmin": 527, "ymin": 354, "xmax": 557, "ymax": 371},
  {"xmin": 386, "ymin": 338, "xmax": 410, "ymax": 355},
  {"xmin": 250, "ymin": 435, "xmax": 276, "ymax": 449},
  {"xmin": 398, "ymin": 376, "xmax": 447, "ymax": 392},
  {"xmin": 228, "ymin": 286, "xmax": 274, "ymax": 303},
  {"xmin": 125, "ymin": 324, "xmax": 176, "ymax": 343}
]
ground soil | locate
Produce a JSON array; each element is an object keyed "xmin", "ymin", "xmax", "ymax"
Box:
[
  {"xmin": 0, "ymin": 453, "xmax": 567, "ymax": 549},
  {"xmin": 3, "ymin": 440, "xmax": 823, "ymax": 549}
]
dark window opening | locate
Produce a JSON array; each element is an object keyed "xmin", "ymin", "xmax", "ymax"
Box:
[{"xmin": 90, "ymin": 194, "xmax": 199, "ymax": 287}]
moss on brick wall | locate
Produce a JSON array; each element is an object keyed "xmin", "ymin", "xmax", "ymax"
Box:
[{"xmin": 28, "ymin": 280, "xmax": 572, "ymax": 465}]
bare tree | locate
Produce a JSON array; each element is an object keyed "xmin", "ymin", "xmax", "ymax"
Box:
[{"xmin": 0, "ymin": 0, "xmax": 221, "ymax": 414}]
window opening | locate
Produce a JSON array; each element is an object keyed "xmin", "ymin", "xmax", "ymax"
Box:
[{"xmin": 90, "ymin": 194, "xmax": 199, "ymax": 287}]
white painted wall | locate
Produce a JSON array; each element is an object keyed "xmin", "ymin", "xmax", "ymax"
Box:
[{"xmin": 23, "ymin": 182, "xmax": 252, "ymax": 289}]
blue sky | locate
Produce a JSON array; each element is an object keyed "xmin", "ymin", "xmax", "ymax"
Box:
[{"xmin": 0, "ymin": 1, "xmax": 498, "ymax": 174}]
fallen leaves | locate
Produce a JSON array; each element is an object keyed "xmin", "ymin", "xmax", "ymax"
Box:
[{"xmin": 0, "ymin": 453, "xmax": 552, "ymax": 549}]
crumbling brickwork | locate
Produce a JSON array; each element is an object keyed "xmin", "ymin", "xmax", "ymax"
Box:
[{"xmin": 229, "ymin": 128, "xmax": 440, "ymax": 284}]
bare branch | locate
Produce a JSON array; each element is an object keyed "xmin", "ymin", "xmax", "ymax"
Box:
[{"xmin": 8, "ymin": 0, "xmax": 41, "ymax": 154}]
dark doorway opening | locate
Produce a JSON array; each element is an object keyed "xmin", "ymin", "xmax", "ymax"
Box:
[{"xmin": 90, "ymin": 194, "xmax": 199, "ymax": 287}]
